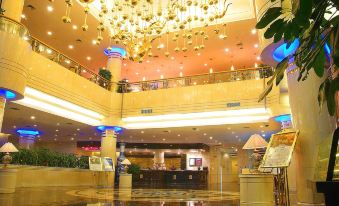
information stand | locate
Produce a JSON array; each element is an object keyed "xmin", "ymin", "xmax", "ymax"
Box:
[
  {"xmin": 89, "ymin": 156, "xmax": 115, "ymax": 188},
  {"xmin": 260, "ymin": 129, "xmax": 299, "ymax": 206}
]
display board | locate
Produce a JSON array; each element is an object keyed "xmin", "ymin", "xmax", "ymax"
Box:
[
  {"xmin": 89, "ymin": 156, "xmax": 103, "ymax": 171},
  {"xmin": 89, "ymin": 156, "xmax": 115, "ymax": 171},
  {"xmin": 189, "ymin": 158, "xmax": 202, "ymax": 166},
  {"xmin": 102, "ymin": 157, "xmax": 115, "ymax": 171},
  {"xmin": 260, "ymin": 130, "xmax": 299, "ymax": 168}
]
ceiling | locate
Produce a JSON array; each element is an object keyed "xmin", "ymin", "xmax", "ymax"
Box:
[
  {"xmin": 2, "ymin": 102, "xmax": 281, "ymax": 147},
  {"xmin": 21, "ymin": 0, "xmax": 262, "ymax": 82}
]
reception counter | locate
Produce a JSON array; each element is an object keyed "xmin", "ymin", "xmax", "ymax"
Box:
[{"xmin": 133, "ymin": 170, "xmax": 208, "ymax": 188}]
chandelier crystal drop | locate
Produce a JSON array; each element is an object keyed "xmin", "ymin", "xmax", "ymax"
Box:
[{"xmin": 63, "ymin": 0, "xmax": 231, "ymax": 62}]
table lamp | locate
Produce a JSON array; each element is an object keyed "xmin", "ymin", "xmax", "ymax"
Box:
[
  {"xmin": 243, "ymin": 134, "xmax": 268, "ymax": 169},
  {"xmin": 0, "ymin": 142, "xmax": 18, "ymax": 168}
]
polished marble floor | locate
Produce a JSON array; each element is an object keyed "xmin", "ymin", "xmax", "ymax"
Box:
[{"xmin": 0, "ymin": 187, "xmax": 240, "ymax": 206}]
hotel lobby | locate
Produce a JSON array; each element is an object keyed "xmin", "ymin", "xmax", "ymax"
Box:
[{"xmin": 0, "ymin": 0, "xmax": 338, "ymax": 206}]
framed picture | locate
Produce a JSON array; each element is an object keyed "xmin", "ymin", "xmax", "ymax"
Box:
[
  {"xmin": 195, "ymin": 158, "xmax": 202, "ymax": 166},
  {"xmin": 189, "ymin": 158, "xmax": 196, "ymax": 166}
]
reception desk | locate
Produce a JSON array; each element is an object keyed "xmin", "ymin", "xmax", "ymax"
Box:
[{"xmin": 133, "ymin": 170, "xmax": 208, "ymax": 188}]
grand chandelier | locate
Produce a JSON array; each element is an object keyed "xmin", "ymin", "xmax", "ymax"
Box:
[{"xmin": 62, "ymin": 0, "xmax": 231, "ymax": 62}]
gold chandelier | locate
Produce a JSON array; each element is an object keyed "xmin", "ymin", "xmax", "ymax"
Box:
[{"xmin": 62, "ymin": 0, "xmax": 231, "ymax": 62}]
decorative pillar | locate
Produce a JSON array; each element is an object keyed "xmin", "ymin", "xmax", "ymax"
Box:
[
  {"xmin": 1, "ymin": 0, "xmax": 25, "ymax": 21},
  {"xmin": 0, "ymin": 96, "xmax": 6, "ymax": 132},
  {"xmin": 100, "ymin": 129, "xmax": 117, "ymax": 161},
  {"xmin": 104, "ymin": 47, "xmax": 126, "ymax": 84},
  {"xmin": 153, "ymin": 150, "xmax": 165, "ymax": 169},
  {"xmin": 18, "ymin": 136, "xmax": 35, "ymax": 149},
  {"xmin": 287, "ymin": 68, "xmax": 336, "ymax": 204}
]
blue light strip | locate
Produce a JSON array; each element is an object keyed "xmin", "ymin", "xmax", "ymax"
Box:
[
  {"xmin": 274, "ymin": 114, "xmax": 291, "ymax": 122},
  {"xmin": 0, "ymin": 88, "xmax": 16, "ymax": 100},
  {"xmin": 97, "ymin": 125, "xmax": 124, "ymax": 134},
  {"xmin": 104, "ymin": 47, "xmax": 127, "ymax": 58},
  {"xmin": 16, "ymin": 129, "xmax": 40, "ymax": 136}
]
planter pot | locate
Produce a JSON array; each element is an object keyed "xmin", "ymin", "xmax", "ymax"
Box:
[{"xmin": 0, "ymin": 168, "xmax": 17, "ymax": 193}]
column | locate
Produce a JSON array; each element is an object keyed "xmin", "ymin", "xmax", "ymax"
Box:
[
  {"xmin": 104, "ymin": 47, "xmax": 126, "ymax": 83},
  {"xmin": 153, "ymin": 150, "xmax": 165, "ymax": 169},
  {"xmin": 18, "ymin": 136, "xmax": 35, "ymax": 149},
  {"xmin": 1, "ymin": 0, "xmax": 25, "ymax": 21},
  {"xmin": 287, "ymin": 68, "xmax": 336, "ymax": 204},
  {"xmin": 0, "ymin": 96, "xmax": 6, "ymax": 132},
  {"xmin": 100, "ymin": 129, "xmax": 117, "ymax": 161}
]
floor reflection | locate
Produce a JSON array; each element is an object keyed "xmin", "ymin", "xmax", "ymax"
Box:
[{"xmin": 0, "ymin": 187, "xmax": 240, "ymax": 206}]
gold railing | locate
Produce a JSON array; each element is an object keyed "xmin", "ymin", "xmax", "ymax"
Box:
[
  {"xmin": 118, "ymin": 67, "xmax": 274, "ymax": 93},
  {"xmin": 0, "ymin": 15, "xmax": 29, "ymax": 38}
]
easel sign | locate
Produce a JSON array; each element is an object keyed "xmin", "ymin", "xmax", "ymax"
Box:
[
  {"xmin": 260, "ymin": 130, "xmax": 299, "ymax": 168},
  {"xmin": 89, "ymin": 156, "xmax": 103, "ymax": 171}
]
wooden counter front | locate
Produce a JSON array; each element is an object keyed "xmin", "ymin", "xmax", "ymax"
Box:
[{"xmin": 133, "ymin": 170, "xmax": 208, "ymax": 188}]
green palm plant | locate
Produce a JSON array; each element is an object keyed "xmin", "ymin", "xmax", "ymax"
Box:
[{"xmin": 256, "ymin": 0, "xmax": 339, "ymax": 115}]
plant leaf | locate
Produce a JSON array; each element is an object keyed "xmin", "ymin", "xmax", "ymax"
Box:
[
  {"xmin": 313, "ymin": 48, "xmax": 326, "ymax": 77},
  {"xmin": 318, "ymin": 79, "xmax": 327, "ymax": 111},
  {"xmin": 258, "ymin": 83, "xmax": 273, "ymax": 102},
  {"xmin": 264, "ymin": 19, "xmax": 284, "ymax": 39},
  {"xmin": 325, "ymin": 79, "xmax": 336, "ymax": 116},
  {"xmin": 256, "ymin": 7, "xmax": 282, "ymax": 29},
  {"xmin": 276, "ymin": 57, "xmax": 289, "ymax": 86}
]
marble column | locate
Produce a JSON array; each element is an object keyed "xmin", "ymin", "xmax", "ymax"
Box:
[
  {"xmin": 18, "ymin": 136, "xmax": 35, "ymax": 149},
  {"xmin": 100, "ymin": 129, "xmax": 117, "ymax": 161},
  {"xmin": 154, "ymin": 150, "xmax": 165, "ymax": 169},
  {"xmin": 104, "ymin": 47, "xmax": 125, "ymax": 83},
  {"xmin": 287, "ymin": 68, "xmax": 336, "ymax": 204}
]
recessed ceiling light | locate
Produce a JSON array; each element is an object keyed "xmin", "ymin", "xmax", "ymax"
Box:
[
  {"xmin": 197, "ymin": 53, "xmax": 201, "ymax": 56},
  {"xmin": 204, "ymin": 63, "xmax": 208, "ymax": 67},
  {"xmin": 13, "ymin": 125, "xmax": 17, "ymax": 128},
  {"xmin": 157, "ymin": 69, "xmax": 160, "ymax": 72},
  {"xmin": 142, "ymin": 77, "xmax": 146, "ymax": 81},
  {"xmin": 255, "ymin": 63, "xmax": 258, "ymax": 68},
  {"xmin": 236, "ymin": 135, "xmax": 239, "ymax": 138},
  {"xmin": 56, "ymin": 129, "xmax": 59, "ymax": 132},
  {"xmin": 209, "ymin": 68, "xmax": 213, "ymax": 73},
  {"xmin": 86, "ymin": 56, "xmax": 91, "ymax": 60},
  {"xmin": 251, "ymin": 29, "xmax": 257, "ymax": 34},
  {"xmin": 203, "ymin": 133, "xmax": 207, "ymax": 136},
  {"xmin": 92, "ymin": 40, "xmax": 97, "ymax": 45},
  {"xmin": 70, "ymin": 137, "xmax": 74, "ymax": 141},
  {"xmin": 123, "ymin": 63, "xmax": 127, "ymax": 67},
  {"xmin": 72, "ymin": 25, "xmax": 78, "ymax": 30},
  {"xmin": 77, "ymin": 128, "xmax": 80, "ymax": 131},
  {"xmin": 141, "ymin": 131, "xmax": 144, "ymax": 133},
  {"xmin": 47, "ymin": 31, "xmax": 52, "ymax": 36},
  {"xmin": 179, "ymin": 72, "xmax": 183, "ymax": 77},
  {"xmin": 170, "ymin": 56, "xmax": 175, "ymax": 60},
  {"xmin": 146, "ymin": 60, "xmax": 150, "ymax": 63},
  {"xmin": 256, "ymin": 56, "xmax": 261, "ymax": 60},
  {"xmin": 54, "ymin": 134, "xmax": 58, "ymax": 137},
  {"xmin": 33, "ymin": 124, "xmax": 37, "ymax": 127},
  {"xmin": 254, "ymin": 44, "xmax": 259, "ymax": 48},
  {"xmin": 179, "ymin": 65, "xmax": 184, "ymax": 70},
  {"xmin": 54, "ymin": 138, "xmax": 57, "ymax": 141},
  {"xmin": 30, "ymin": 116, "xmax": 36, "ymax": 120},
  {"xmin": 162, "ymin": 138, "xmax": 166, "ymax": 141},
  {"xmin": 160, "ymin": 74, "xmax": 164, "ymax": 79},
  {"xmin": 260, "ymin": 125, "xmax": 264, "ymax": 128},
  {"xmin": 209, "ymin": 136, "xmax": 213, "ymax": 139},
  {"xmin": 231, "ymin": 65, "xmax": 235, "ymax": 71},
  {"xmin": 57, "ymin": 123, "xmax": 60, "ymax": 126},
  {"xmin": 227, "ymin": 127, "xmax": 231, "ymax": 130},
  {"xmin": 231, "ymin": 131, "xmax": 235, "ymax": 134},
  {"xmin": 21, "ymin": 14, "xmax": 26, "ymax": 19},
  {"xmin": 224, "ymin": 48, "xmax": 229, "ymax": 52},
  {"xmin": 177, "ymin": 134, "xmax": 181, "ymax": 136},
  {"xmin": 135, "ymin": 72, "xmax": 139, "ymax": 75},
  {"xmin": 47, "ymin": 6, "xmax": 53, "ymax": 12},
  {"xmin": 68, "ymin": 45, "xmax": 74, "ymax": 49}
]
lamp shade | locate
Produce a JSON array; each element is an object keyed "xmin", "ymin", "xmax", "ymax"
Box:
[
  {"xmin": 0, "ymin": 142, "xmax": 19, "ymax": 153},
  {"xmin": 242, "ymin": 134, "xmax": 268, "ymax": 150},
  {"xmin": 122, "ymin": 158, "xmax": 131, "ymax": 165}
]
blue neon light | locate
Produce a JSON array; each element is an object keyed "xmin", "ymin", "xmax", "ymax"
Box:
[
  {"xmin": 104, "ymin": 47, "xmax": 127, "ymax": 57},
  {"xmin": 273, "ymin": 39, "xmax": 300, "ymax": 62},
  {"xmin": 274, "ymin": 114, "xmax": 291, "ymax": 122},
  {"xmin": 96, "ymin": 125, "xmax": 123, "ymax": 134},
  {"xmin": 273, "ymin": 39, "xmax": 332, "ymax": 62},
  {"xmin": 16, "ymin": 129, "xmax": 40, "ymax": 136},
  {"xmin": 0, "ymin": 89, "xmax": 16, "ymax": 100}
]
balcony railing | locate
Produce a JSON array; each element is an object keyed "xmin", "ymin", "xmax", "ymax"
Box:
[
  {"xmin": 29, "ymin": 37, "xmax": 112, "ymax": 90},
  {"xmin": 0, "ymin": 15, "xmax": 111, "ymax": 91},
  {"xmin": 118, "ymin": 67, "xmax": 274, "ymax": 93}
]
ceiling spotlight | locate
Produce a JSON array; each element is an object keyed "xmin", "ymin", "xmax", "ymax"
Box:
[
  {"xmin": 197, "ymin": 53, "xmax": 201, "ymax": 56},
  {"xmin": 70, "ymin": 137, "xmax": 74, "ymax": 141},
  {"xmin": 68, "ymin": 45, "xmax": 74, "ymax": 49},
  {"xmin": 146, "ymin": 60, "xmax": 150, "ymax": 63},
  {"xmin": 224, "ymin": 48, "xmax": 229, "ymax": 52},
  {"xmin": 203, "ymin": 133, "xmax": 207, "ymax": 136},
  {"xmin": 30, "ymin": 116, "xmax": 36, "ymax": 120},
  {"xmin": 227, "ymin": 127, "xmax": 231, "ymax": 130},
  {"xmin": 123, "ymin": 63, "xmax": 127, "ymax": 67},
  {"xmin": 177, "ymin": 134, "xmax": 181, "ymax": 137},
  {"xmin": 204, "ymin": 63, "xmax": 208, "ymax": 67},
  {"xmin": 179, "ymin": 72, "xmax": 183, "ymax": 77},
  {"xmin": 179, "ymin": 66, "xmax": 184, "ymax": 70},
  {"xmin": 56, "ymin": 129, "xmax": 59, "ymax": 132},
  {"xmin": 141, "ymin": 131, "xmax": 144, "ymax": 133},
  {"xmin": 86, "ymin": 56, "xmax": 91, "ymax": 60},
  {"xmin": 77, "ymin": 128, "xmax": 80, "ymax": 131},
  {"xmin": 33, "ymin": 124, "xmax": 37, "ymax": 127},
  {"xmin": 254, "ymin": 44, "xmax": 259, "ymax": 48},
  {"xmin": 260, "ymin": 125, "xmax": 264, "ymax": 128},
  {"xmin": 57, "ymin": 123, "xmax": 60, "ymax": 126},
  {"xmin": 251, "ymin": 29, "xmax": 257, "ymax": 34},
  {"xmin": 209, "ymin": 136, "xmax": 213, "ymax": 139},
  {"xmin": 209, "ymin": 68, "xmax": 213, "ymax": 73},
  {"xmin": 231, "ymin": 65, "xmax": 235, "ymax": 71},
  {"xmin": 92, "ymin": 40, "xmax": 97, "ymax": 45},
  {"xmin": 162, "ymin": 138, "xmax": 166, "ymax": 141},
  {"xmin": 160, "ymin": 74, "xmax": 164, "ymax": 79},
  {"xmin": 135, "ymin": 72, "xmax": 139, "ymax": 75},
  {"xmin": 47, "ymin": 31, "xmax": 53, "ymax": 36},
  {"xmin": 256, "ymin": 56, "xmax": 261, "ymax": 60},
  {"xmin": 47, "ymin": 6, "xmax": 54, "ymax": 12},
  {"xmin": 21, "ymin": 14, "xmax": 26, "ymax": 19},
  {"xmin": 72, "ymin": 25, "xmax": 78, "ymax": 30},
  {"xmin": 170, "ymin": 56, "xmax": 175, "ymax": 60}
]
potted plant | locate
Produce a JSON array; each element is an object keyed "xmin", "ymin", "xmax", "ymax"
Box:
[
  {"xmin": 98, "ymin": 67, "xmax": 112, "ymax": 89},
  {"xmin": 127, "ymin": 163, "xmax": 141, "ymax": 181},
  {"xmin": 256, "ymin": 0, "xmax": 339, "ymax": 115}
]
